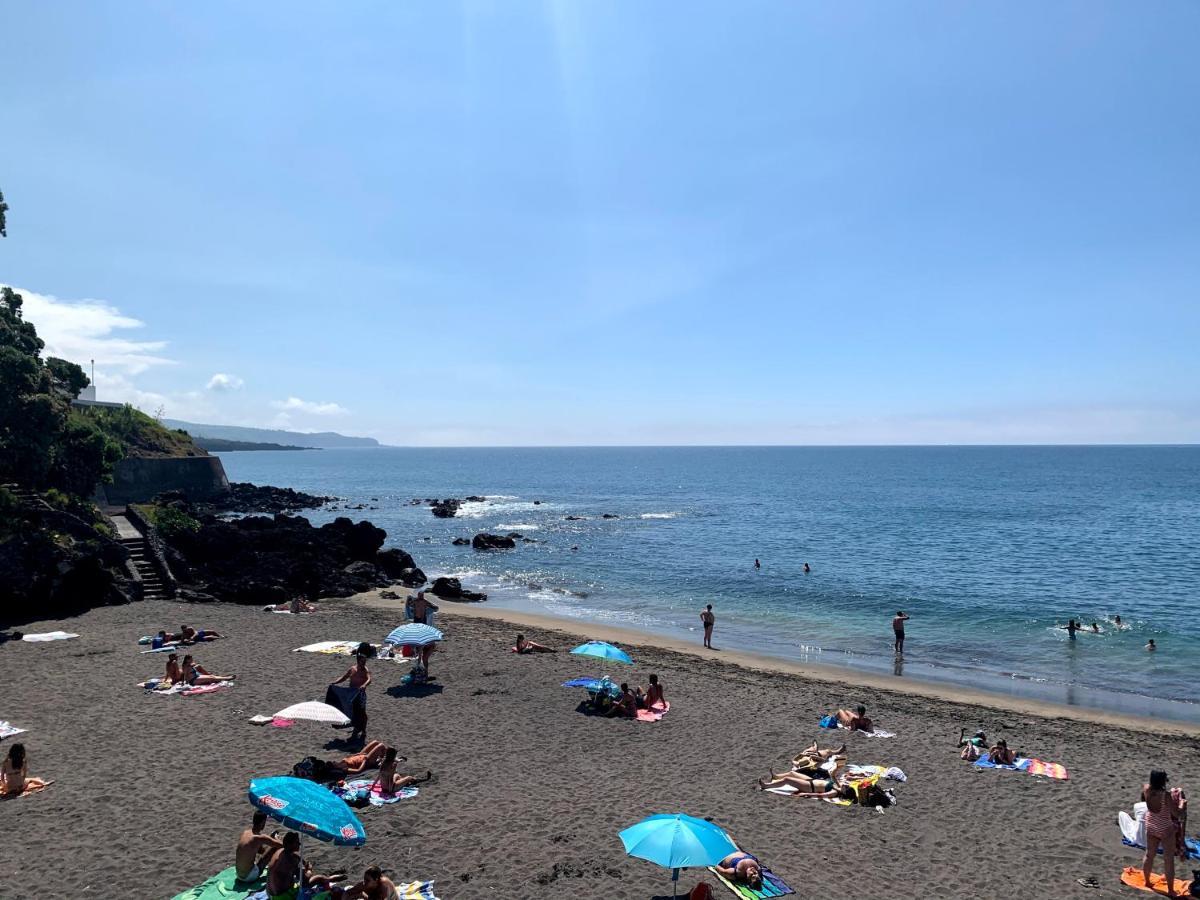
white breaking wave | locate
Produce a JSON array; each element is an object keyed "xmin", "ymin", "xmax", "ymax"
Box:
[
  {"xmin": 640, "ymin": 512, "xmax": 678, "ymax": 519},
  {"xmin": 497, "ymin": 523, "xmax": 540, "ymax": 531}
]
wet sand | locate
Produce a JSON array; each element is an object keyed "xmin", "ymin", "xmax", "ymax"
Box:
[{"xmin": 1, "ymin": 593, "xmax": 1196, "ymax": 899}]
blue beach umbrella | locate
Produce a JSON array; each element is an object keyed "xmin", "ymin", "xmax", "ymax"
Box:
[
  {"xmin": 248, "ymin": 776, "xmax": 367, "ymax": 846},
  {"xmin": 619, "ymin": 813, "xmax": 737, "ymax": 898},
  {"xmin": 569, "ymin": 641, "xmax": 632, "ymax": 664},
  {"xmin": 562, "ymin": 676, "xmax": 623, "ymax": 698},
  {"xmin": 384, "ymin": 623, "xmax": 443, "ymax": 647}
]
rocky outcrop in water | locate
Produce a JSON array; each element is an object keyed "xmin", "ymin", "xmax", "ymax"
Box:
[
  {"xmin": 429, "ymin": 576, "xmax": 487, "ymax": 602},
  {"xmin": 158, "ymin": 482, "xmax": 333, "ymax": 515},
  {"xmin": 472, "ymin": 533, "xmax": 516, "ymax": 550},
  {"xmin": 430, "ymin": 499, "xmax": 460, "ymax": 518}
]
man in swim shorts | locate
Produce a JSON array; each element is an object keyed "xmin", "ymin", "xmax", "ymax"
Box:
[
  {"xmin": 892, "ymin": 611, "xmax": 910, "ymax": 653},
  {"xmin": 236, "ymin": 811, "xmax": 282, "ymax": 882}
]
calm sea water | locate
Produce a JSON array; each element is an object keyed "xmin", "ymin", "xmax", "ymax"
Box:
[{"xmin": 219, "ymin": 446, "xmax": 1200, "ymax": 722}]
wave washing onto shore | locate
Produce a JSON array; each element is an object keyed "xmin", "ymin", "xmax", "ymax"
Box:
[{"xmin": 219, "ymin": 445, "xmax": 1200, "ymax": 722}]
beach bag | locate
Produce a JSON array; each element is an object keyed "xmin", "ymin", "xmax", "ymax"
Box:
[
  {"xmin": 292, "ymin": 756, "xmax": 319, "ymax": 780},
  {"xmin": 820, "ymin": 714, "xmax": 838, "ymax": 729}
]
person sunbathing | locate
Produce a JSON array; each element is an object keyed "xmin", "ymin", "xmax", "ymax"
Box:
[
  {"xmin": 988, "ymin": 739, "xmax": 1018, "ymax": 765},
  {"xmin": 180, "ymin": 624, "xmax": 224, "ymax": 643},
  {"xmin": 836, "ymin": 705, "xmax": 873, "ymax": 732},
  {"xmin": 957, "ymin": 728, "xmax": 988, "ymax": 761},
  {"xmin": 759, "ymin": 770, "xmax": 848, "ymax": 796},
  {"xmin": 161, "ymin": 652, "xmax": 183, "ymax": 686},
  {"xmin": 374, "ymin": 747, "xmax": 432, "ymax": 794},
  {"xmin": 606, "ymin": 683, "xmax": 638, "ymax": 718},
  {"xmin": 236, "ymin": 811, "xmax": 283, "ymax": 882},
  {"xmin": 515, "ymin": 634, "xmax": 555, "ymax": 653},
  {"xmin": 638, "ymin": 674, "xmax": 666, "ymax": 709},
  {"xmin": 792, "ymin": 741, "xmax": 846, "ymax": 772},
  {"xmin": 339, "ymin": 865, "xmax": 400, "ymax": 900},
  {"xmin": 760, "ymin": 770, "xmax": 892, "ymax": 807},
  {"xmin": 180, "ymin": 654, "xmax": 235, "ymax": 686},
  {"xmin": 330, "ymin": 741, "xmax": 390, "ymax": 776},
  {"xmin": 1, "ymin": 743, "xmax": 50, "ymax": 796},
  {"xmin": 715, "ymin": 852, "xmax": 763, "ymax": 890}
]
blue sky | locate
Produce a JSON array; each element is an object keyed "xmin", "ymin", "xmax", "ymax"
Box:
[{"xmin": 2, "ymin": 2, "xmax": 1198, "ymax": 444}]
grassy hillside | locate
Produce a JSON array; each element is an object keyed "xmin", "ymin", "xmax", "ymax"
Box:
[{"xmin": 73, "ymin": 405, "xmax": 208, "ymax": 459}]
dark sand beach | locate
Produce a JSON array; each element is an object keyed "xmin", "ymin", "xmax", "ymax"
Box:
[{"xmin": 2, "ymin": 593, "xmax": 1197, "ymax": 899}]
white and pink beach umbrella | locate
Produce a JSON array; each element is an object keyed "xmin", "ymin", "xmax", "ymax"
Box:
[{"xmin": 271, "ymin": 701, "xmax": 350, "ymax": 727}]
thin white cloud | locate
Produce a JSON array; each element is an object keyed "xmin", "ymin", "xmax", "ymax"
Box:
[
  {"xmin": 7, "ymin": 285, "xmax": 173, "ymax": 374},
  {"xmin": 271, "ymin": 396, "xmax": 349, "ymax": 416},
  {"xmin": 206, "ymin": 373, "xmax": 244, "ymax": 391}
]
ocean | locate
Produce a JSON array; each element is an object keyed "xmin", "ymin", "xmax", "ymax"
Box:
[{"xmin": 218, "ymin": 445, "xmax": 1200, "ymax": 722}]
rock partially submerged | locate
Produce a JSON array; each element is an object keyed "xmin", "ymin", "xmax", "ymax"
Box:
[
  {"xmin": 472, "ymin": 533, "xmax": 516, "ymax": 550},
  {"xmin": 429, "ymin": 576, "xmax": 487, "ymax": 602},
  {"xmin": 430, "ymin": 499, "xmax": 460, "ymax": 518},
  {"xmin": 161, "ymin": 483, "xmax": 334, "ymax": 516}
]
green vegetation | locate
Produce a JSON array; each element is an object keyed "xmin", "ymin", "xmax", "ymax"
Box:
[
  {"xmin": 0, "ymin": 281, "xmax": 204, "ymax": 498},
  {"xmin": 138, "ymin": 503, "xmax": 201, "ymax": 539}
]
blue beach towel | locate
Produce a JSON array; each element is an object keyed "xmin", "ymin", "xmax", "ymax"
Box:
[
  {"xmin": 819, "ymin": 715, "xmax": 838, "ymax": 729},
  {"xmin": 973, "ymin": 755, "xmax": 1022, "ymax": 771}
]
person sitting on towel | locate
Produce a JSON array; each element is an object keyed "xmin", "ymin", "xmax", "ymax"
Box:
[
  {"xmin": 638, "ymin": 673, "xmax": 665, "ymax": 709},
  {"xmin": 515, "ymin": 634, "xmax": 556, "ymax": 654},
  {"xmin": 266, "ymin": 832, "xmax": 343, "ymax": 899},
  {"xmin": 374, "ymin": 747, "xmax": 432, "ymax": 795},
  {"xmin": 1, "ymin": 744, "xmax": 49, "ymax": 796},
  {"xmin": 339, "ymin": 865, "xmax": 399, "ymax": 900},
  {"xmin": 988, "ymin": 739, "xmax": 1018, "ymax": 765},
  {"xmin": 715, "ymin": 852, "xmax": 763, "ymax": 890},
  {"xmin": 236, "ymin": 811, "xmax": 283, "ymax": 882},
  {"xmin": 161, "ymin": 652, "xmax": 183, "ymax": 687},
  {"xmin": 606, "ymin": 683, "xmax": 638, "ymax": 718},
  {"xmin": 836, "ymin": 705, "xmax": 873, "ymax": 732},
  {"xmin": 180, "ymin": 654, "xmax": 235, "ymax": 686},
  {"xmin": 180, "ymin": 624, "xmax": 224, "ymax": 643}
]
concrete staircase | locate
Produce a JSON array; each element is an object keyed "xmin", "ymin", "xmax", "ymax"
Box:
[{"xmin": 111, "ymin": 513, "xmax": 169, "ymax": 601}]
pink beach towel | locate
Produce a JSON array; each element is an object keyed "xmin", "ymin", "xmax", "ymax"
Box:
[{"xmin": 636, "ymin": 701, "xmax": 670, "ymax": 723}]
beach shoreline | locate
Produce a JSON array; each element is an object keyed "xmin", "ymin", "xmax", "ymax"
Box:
[{"xmin": 356, "ymin": 588, "xmax": 1200, "ymax": 737}]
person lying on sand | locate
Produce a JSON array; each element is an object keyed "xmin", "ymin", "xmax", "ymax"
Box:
[
  {"xmin": 1, "ymin": 744, "xmax": 51, "ymax": 797},
  {"xmin": 330, "ymin": 741, "xmax": 390, "ymax": 776},
  {"xmin": 988, "ymin": 739, "xmax": 1018, "ymax": 765},
  {"xmin": 715, "ymin": 852, "xmax": 763, "ymax": 889},
  {"xmin": 180, "ymin": 624, "xmax": 224, "ymax": 643},
  {"xmin": 792, "ymin": 741, "xmax": 846, "ymax": 772},
  {"xmin": 836, "ymin": 706, "xmax": 873, "ymax": 732},
  {"xmin": 236, "ymin": 811, "xmax": 283, "ymax": 882},
  {"xmin": 958, "ymin": 728, "xmax": 988, "ymax": 761},
  {"xmin": 759, "ymin": 770, "xmax": 892, "ymax": 807},
  {"xmin": 638, "ymin": 674, "xmax": 665, "ymax": 709},
  {"xmin": 515, "ymin": 634, "xmax": 555, "ymax": 653},
  {"xmin": 269, "ymin": 598, "xmax": 317, "ymax": 614},
  {"xmin": 374, "ymin": 747, "xmax": 432, "ymax": 794},
  {"xmin": 180, "ymin": 654, "xmax": 235, "ymax": 686},
  {"xmin": 606, "ymin": 683, "xmax": 639, "ymax": 718}
]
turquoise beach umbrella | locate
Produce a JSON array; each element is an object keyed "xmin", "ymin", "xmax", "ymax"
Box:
[
  {"xmin": 619, "ymin": 813, "xmax": 737, "ymax": 898},
  {"xmin": 248, "ymin": 776, "xmax": 367, "ymax": 846},
  {"xmin": 569, "ymin": 641, "xmax": 633, "ymax": 664}
]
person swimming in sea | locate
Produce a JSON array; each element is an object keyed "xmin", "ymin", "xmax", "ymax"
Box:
[
  {"xmin": 754, "ymin": 558, "xmax": 760, "ymax": 569},
  {"xmin": 803, "ymin": 562, "xmax": 811, "ymax": 574},
  {"xmin": 1146, "ymin": 639, "xmax": 1157, "ymax": 652}
]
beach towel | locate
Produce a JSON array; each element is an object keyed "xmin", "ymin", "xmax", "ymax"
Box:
[
  {"xmin": 763, "ymin": 784, "xmax": 852, "ymax": 806},
  {"xmin": 1119, "ymin": 805, "xmax": 1200, "ymax": 860},
  {"xmin": 21, "ymin": 631, "xmax": 78, "ymax": 642},
  {"xmin": 182, "ymin": 681, "xmax": 234, "ymax": 696},
  {"xmin": 707, "ymin": 859, "xmax": 794, "ymax": 899},
  {"xmin": 1120, "ymin": 866, "xmax": 1192, "ymax": 896},
  {"xmin": 324, "ymin": 684, "xmax": 365, "ymax": 718},
  {"xmin": 0, "ymin": 779, "xmax": 52, "ymax": 799},
  {"xmin": 974, "ymin": 755, "xmax": 1069, "ymax": 779},
  {"xmin": 636, "ymin": 701, "xmax": 671, "ymax": 723},
  {"xmin": 172, "ymin": 865, "xmax": 268, "ymax": 900},
  {"xmin": 846, "ymin": 764, "xmax": 908, "ymax": 783},
  {"xmin": 819, "ymin": 716, "xmax": 893, "ymax": 737},
  {"xmin": 141, "ymin": 643, "xmax": 183, "ymax": 653},
  {"xmin": 332, "ymin": 778, "xmax": 418, "ymax": 806},
  {"xmin": 294, "ymin": 640, "xmax": 360, "ymax": 655},
  {"xmin": 0, "ymin": 721, "xmax": 27, "ymax": 741}
]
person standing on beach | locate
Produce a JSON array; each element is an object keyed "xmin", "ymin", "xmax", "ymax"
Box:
[
  {"xmin": 411, "ymin": 590, "xmax": 438, "ymax": 625},
  {"xmin": 701, "ymin": 604, "xmax": 715, "ymax": 648},
  {"xmin": 892, "ymin": 611, "xmax": 910, "ymax": 654}
]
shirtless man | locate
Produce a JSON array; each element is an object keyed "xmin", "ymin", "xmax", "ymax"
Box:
[
  {"xmin": 161, "ymin": 652, "xmax": 183, "ymax": 687},
  {"xmin": 892, "ymin": 611, "xmax": 910, "ymax": 653},
  {"xmin": 180, "ymin": 624, "xmax": 224, "ymax": 643},
  {"xmin": 701, "ymin": 604, "xmax": 715, "ymax": 649},
  {"xmin": 341, "ymin": 866, "xmax": 399, "ymax": 900},
  {"xmin": 375, "ymin": 747, "xmax": 431, "ymax": 794},
  {"xmin": 606, "ymin": 683, "xmax": 638, "ymax": 718},
  {"xmin": 410, "ymin": 591, "xmax": 438, "ymax": 625},
  {"xmin": 235, "ymin": 812, "xmax": 282, "ymax": 882},
  {"xmin": 330, "ymin": 651, "xmax": 372, "ymax": 741},
  {"xmin": 836, "ymin": 705, "xmax": 873, "ymax": 733},
  {"xmin": 266, "ymin": 833, "xmax": 341, "ymax": 898}
]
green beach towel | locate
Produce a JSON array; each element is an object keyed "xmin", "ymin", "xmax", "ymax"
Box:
[
  {"xmin": 707, "ymin": 863, "xmax": 795, "ymax": 899},
  {"xmin": 172, "ymin": 865, "xmax": 268, "ymax": 900}
]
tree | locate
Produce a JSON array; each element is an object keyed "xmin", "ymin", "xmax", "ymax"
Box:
[
  {"xmin": 46, "ymin": 356, "xmax": 90, "ymax": 398},
  {"xmin": 0, "ymin": 188, "xmax": 7, "ymax": 237},
  {"xmin": 48, "ymin": 412, "xmax": 123, "ymax": 497}
]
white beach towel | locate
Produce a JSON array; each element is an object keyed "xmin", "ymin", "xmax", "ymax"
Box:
[
  {"xmin": 22, "ymin": 631, "xmax": 78, "ymax": 642},
  {"xmin": 0, "ymin": 721, "xmax": 28, "ymax": 740},
  {"xmin": 293, "ymin": 640, "xmax": 360, "ymax": 654},
  {"xmin": 837, "ymin": 724, "xmax": 895, "ymax": 738}
]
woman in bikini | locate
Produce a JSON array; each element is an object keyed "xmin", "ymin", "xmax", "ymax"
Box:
[
  {"xmin": 836, "ymin": 706, "xmax": 873, "ymax": 732},
  {"xmin": 373, "ymin": 747, "xmax": 432, "ymax": 794},
  {"xmin": 330, "ymin": 741, "xmax": 390, "ymax": 776},
  {"xmin": 161, "ymin": 653, "xmax": 183, "ymax": 687},
  {"xmin": 1142, "ymin": 770, "xmax": 1186, "ymax": 895},
  {"xmin": 792, "ymin": 741, "xmax": 846, "ymax": 772},
  {"xmin": 1, "ymin": 744, "xmax": 50, "ymax": 797},
  {"xmin": 715, "ymin": 852, "xmax": 763, "ymax": 889},
  {"xmin": 180, "ymin": 654, "xmax": 236, "ymax": 686},
  {"xmin": 988, "ymin": 739, "xmax": 1018, "ymax": 766},
  {"xmin": 514, "ymin": 634, "xmax": 555, "ymax": 654}
]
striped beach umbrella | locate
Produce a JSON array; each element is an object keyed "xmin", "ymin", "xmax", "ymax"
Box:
[{"xmin": 383, "ymin": 623, "xmax": 443, "ymax": 647}]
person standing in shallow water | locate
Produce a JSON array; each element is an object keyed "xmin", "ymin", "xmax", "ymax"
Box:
[
  {"xmin": 701, "ymin": 604, "xmax": 715, "ymax": 649},
  {"xmin": 892, "ymin": 611, "xmax": 910, "ymax": 654}
]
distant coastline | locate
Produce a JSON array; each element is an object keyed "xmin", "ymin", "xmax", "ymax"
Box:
[{"xmin": 195, "ymin": 437, "xmax": 314, "ymax": 452}]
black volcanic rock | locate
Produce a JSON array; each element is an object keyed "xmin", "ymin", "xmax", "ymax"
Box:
[
  {"xmin": 429, "ymin": 576, "xmax": 487, "ymax": 602},
  {"xmin": 398, "ymin": 567, "xmax": 427, "ymax": 587},
  {"xmin": 431, "ymin": 499, "xmax": 460, "ymax": 518},
  {"xmin": 452, "ymin": 537, "xmax": 471, "ymax": 546},
  {"xmin": 472, "ymin": 533, "xmax": 516, "ymax": 550},
  {"xmin": 376, "ymin": 547, "xmax": 416, "ymax": 578}
]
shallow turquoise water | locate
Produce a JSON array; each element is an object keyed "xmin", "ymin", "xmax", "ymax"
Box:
[{"xmin": 219, "ymin": 446, "xmax": 1200, "ymax": 721}]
